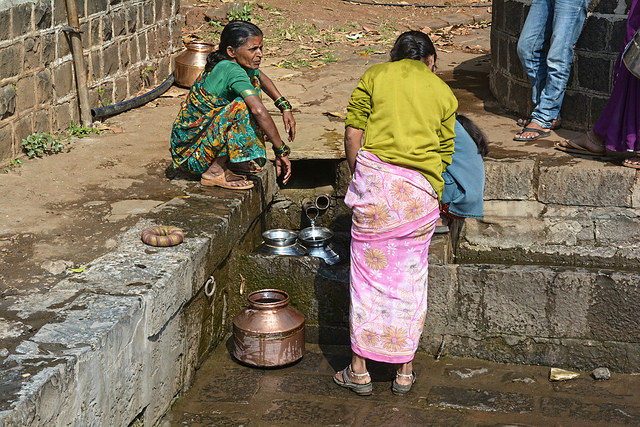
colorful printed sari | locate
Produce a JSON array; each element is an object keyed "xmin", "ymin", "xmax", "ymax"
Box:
[
  {"xmin": 344, "ymin": 150, "xmax": 440, "ymax": 364},
  {"xmin": 170, "ymin": 70, "xmax": 266, "ymax": 175}
]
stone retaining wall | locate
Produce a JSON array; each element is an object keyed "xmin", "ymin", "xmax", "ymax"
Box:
[
  {"xmin": 490, "ymin": 0, "xmax": 632, "ymax": 130},
  {"xmin": 0, "ymin": 0, "xmax": 182, "ymax": 162}
]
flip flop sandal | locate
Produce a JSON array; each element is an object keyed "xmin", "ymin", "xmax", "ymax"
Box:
[
  {"xmin": 333, "ymin": 364, "xmax": 372, "ymax": 396},
  {"xmin": 228, "ymin": 160, "xmax": 263, "ymax": 174},
  {"xmin": 513, "ymin": 127, "xmax": 552, "ymax": 141},
  {"xmin": 622, "ymin": 157, "xmax": 640, "ymax": 169},
  {"xmin": 554, "ymin": 133, "xmax": 605, "ymax": 157},
  {"xmin": 517, "ymin": 117, "xmax": 561, "ymax": 130},
  {"xmin": 200, "ymin": 170, "xmax": 254, "ymax": 190},
  {"xmin": 392, "ymin": 371, "xmax": 416, "ymax": 396}
]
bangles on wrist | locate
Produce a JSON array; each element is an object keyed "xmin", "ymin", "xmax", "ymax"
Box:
[
  {"xmin": 274, "ymin": 96, "xmax": 292, "ymax": 112},
  {"xmin": 272, "ymin": 143, "xmax": 291, "ymax": 157}
]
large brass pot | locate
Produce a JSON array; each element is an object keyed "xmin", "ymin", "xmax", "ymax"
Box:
[
  {"xmin": 232, "ymin": 289, "xmax": 305, "ymax": 367},
  {"xmin": 174, "ymin": 42, "xmax": 216, "ymax": 88}
]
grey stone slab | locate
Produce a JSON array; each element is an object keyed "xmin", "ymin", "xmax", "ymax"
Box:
[
  {"xmin": 425, "ymin": 385, "xmax": 534, "ymax": 413},
  {"xmin": 260, "ymin": 398, "xmax": 359, "ymax": 425},
  {"xmin": 363, "ymin": 403, "xmax": 467, "ymax": 426},
  {"xmin": 484, "ymin": 159, "xmax": 536, "ymax": 201},
  {"xmin": 540, "ymin": 396, "xmax": 640, "ymax": 425}
]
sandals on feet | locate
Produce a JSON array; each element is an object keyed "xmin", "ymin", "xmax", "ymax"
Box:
[
  {"xmin": 333, "ymin": 364, "xmax": 372, "ymax": 396},
  {"xmin": 517, "ymin": 117, "xmax": 561, "ymax": 130},
  {"xmin": 554, "ymin": 131, "xmax": 605, "ymax": 157},
  {"xmin": 622, "ymin": 156, "xmax": 640, "ymax": 169},
  {"xmin": 228, "ymin": 160, "xmax": 263, "ymax": 174},
  {"xmin": 513, "ymin": 127, "xmax": 552, "ymax": 141},
  {"xmin": 200, "ymin": 169, "xmax": 254, "ymax": 190},
  {"xmin": 392, "ymin": 371, "xmax": 416, "ymax": 396}
]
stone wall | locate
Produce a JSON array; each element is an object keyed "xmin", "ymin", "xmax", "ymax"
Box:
[
  {"xmin": 490, "ymin": 0, "xmax": 632, "ymax": 130},
  {"xmin": 0, "ymin": 0, "xmax": 182, "ymax": 162}
]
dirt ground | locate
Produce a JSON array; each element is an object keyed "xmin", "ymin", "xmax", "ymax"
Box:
[{"xmin": 0, "ymin": 0, "xmax": 493, "ymax": 295}]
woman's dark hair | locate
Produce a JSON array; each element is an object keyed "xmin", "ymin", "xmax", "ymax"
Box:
[
  {"xmin": 204, "ymin": 21, "xmax": 263, "ymax": 72},
  {"xmin": 390, "ymin": 31, "xmax": 437, "ymax": 64},
  {"xmin": 457, "ymin": 113, "xmax": 490, "ymax": 157}
]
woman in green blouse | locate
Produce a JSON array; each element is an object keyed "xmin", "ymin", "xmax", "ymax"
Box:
[{"xmin": 170, "ymin": 21, "xmax": 294, "ymax": 189}]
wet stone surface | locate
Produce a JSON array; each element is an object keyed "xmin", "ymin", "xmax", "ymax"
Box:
[{"xmin": 161, "ymin": 342, "xmax": 640, "ymax": 426}]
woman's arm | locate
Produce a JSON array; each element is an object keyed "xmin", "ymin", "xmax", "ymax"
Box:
[
  {"xmin": 259, "ymin": 72, "xmax": 296, "ymax": 142},
  {"xmin": 344, "ymin": 126, "xmax": 364, "ymax": 174},
  {"xmin": 244, "ymin": 94, "xmax": 292, "ymax": 184}
]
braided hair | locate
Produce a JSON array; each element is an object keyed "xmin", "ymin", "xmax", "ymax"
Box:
[{"xmin": 204, "ymin": 21, "xmax": 263, "ymax": 72}]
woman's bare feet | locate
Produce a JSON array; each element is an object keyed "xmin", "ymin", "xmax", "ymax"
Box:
[
  {"xmin": 201, "ymin": 156, "xmax": 253, "ymax": 189},
  {"xmin": 623, "ymin": 156, "xmax": 640, "ymax": 169},
  {"xmin": 396, "ymin": 361, "xmax": 414, "ymax": 386},
  {"xmin": 334, "ymin": 354, "xmax": 370, "ymax": 385},
  {"xmin": 514, "ymin": 121, "xmax": 551, "ymax": 141}
]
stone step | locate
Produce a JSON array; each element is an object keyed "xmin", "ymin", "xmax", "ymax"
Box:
[{"xmin": 233, "ymin": 251, "xmax": 640, "ymax": 373}]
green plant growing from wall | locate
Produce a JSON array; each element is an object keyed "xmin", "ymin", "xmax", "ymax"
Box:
[
  {"xmin": 228, "ymin": 3, "xmax": 254, "ymax": 21},
  {"xmin": 21, "ymin": 133, "xmax": 65, "ymax": 158},
  {"xmin": 68, "ymin": 121, "xmax": 102, "ymax": 139},
  {"xmin": 98, "ymin": 88, "xmax": 111, "ymax": 108},
  {"xmin": 140, "ymin": 65, "xmax": 153, "ymax": 87}
]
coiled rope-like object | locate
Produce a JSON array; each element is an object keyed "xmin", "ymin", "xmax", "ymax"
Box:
[{"xmin": 141, "ymin": 226, "xmax": 184, "ymax": 247}]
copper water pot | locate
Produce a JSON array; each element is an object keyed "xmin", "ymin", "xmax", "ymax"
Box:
[
  {"xmin": 174, "ymin": 41, "xmax": 215, "ymax": 88},
  {"xmin": 233, "ymin": 289, "xmax": 305, "ymax": 367}
]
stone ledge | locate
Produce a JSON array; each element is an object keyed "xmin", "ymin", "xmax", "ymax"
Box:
[{"xmin": 0, "ymin": 167, "xmax": 278, "ymax": 426}]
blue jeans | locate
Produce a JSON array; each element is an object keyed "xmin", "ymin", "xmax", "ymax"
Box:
[{"xmin": 517, "ymin": 0, "xmax": 589, "ymax": 129}]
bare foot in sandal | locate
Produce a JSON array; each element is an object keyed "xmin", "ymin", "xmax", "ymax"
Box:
[
  {"xmin": 201, "ymin": 169, "xmax": 254, "ymax": 189},
  {"xmin": 555, "ymin": 130, "xmax": 606, "ymax": 156},
  {"xmin": 623, "ymin": 156, "xmax": 640, "ymax": 169},
  {"xmin": 228, "ymin": 160, "xmax": 263, "ymax": 174}
]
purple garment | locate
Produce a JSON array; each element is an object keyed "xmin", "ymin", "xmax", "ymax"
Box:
[{"xmin": 593, "ymin": 0, "xmax": 640, "ymax": 153}]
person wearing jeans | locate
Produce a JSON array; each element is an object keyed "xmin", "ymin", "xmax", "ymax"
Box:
[{"xmin": 514, "ymin": 0, "xmax": 591, "ymax": 141}]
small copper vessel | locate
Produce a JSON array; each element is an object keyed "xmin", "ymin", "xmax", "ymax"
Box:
[
  {"xmin": 174, "ymin": 41, "xmax": 216, "ymax": 88},
  {"xmin": 232, "ymin": 289, "xmax": 305, "ymax": 367}
]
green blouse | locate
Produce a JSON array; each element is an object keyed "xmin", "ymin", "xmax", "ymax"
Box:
[
  {"xmin": 345, "ymin": 58, "xmax": 458, "ymax": 199},
  {"xmin": 203, "ymin": 60, "xmax": 259, "ymax": 101}
]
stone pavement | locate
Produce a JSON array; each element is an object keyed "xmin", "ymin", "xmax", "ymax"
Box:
[{"xmin": 161, "ymin": 342, "xmax": 640, "ymax": 426}]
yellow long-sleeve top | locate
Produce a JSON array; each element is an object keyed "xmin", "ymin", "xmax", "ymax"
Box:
[{"xmin": 345, "ymin": 58, "xmax": 458, "ymax": 199}]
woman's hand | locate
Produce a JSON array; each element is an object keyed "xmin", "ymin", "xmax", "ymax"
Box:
[
  {"xmin": 275, "ymin": 155, "xmax": 292, "ymax": 185},
  {"xmin": 282, "ymin": 110, "xmax": 296, "ymax": 142}
]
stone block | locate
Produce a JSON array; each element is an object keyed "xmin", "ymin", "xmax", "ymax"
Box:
[
  {"xmin": 0, "ymin": 123, "xmax": 13, "ymax": 159},
  {"xmin": 99, "ymin": 81, "xmax": 114, "ymax": 107},
  {"xmin": 143, "ymin": 1, "xmax": 155, "ymax": 26},
  {"xmin": 52, "ymin": 100, "xmax": 70, "ymax": 130},
  {"xmin": 57, "ymin": 31, "xmax": 71, "ymax": 59},
  {"xmin": 0, "ymin": 44, "xmax": 24, "ymax": 80},
  {"xmin": 128, "ymin": 36, "xmax": 139, "ymax": 64},
  {"xmin": 0, "ymin": 85, "xmax": 17, "ymax": 119},
  {"xmin": 90, "ymin": 50, "xmax": 100, "ymax": 82},
  {"xmin": 138, "ymin": 32, "xmax": 147, "ymax": 61},
  {"xmin": 576, "ymin": 17, "xmax": 608, "ymax": 52},
  {"xmin": 87, "ymin": 0, "xmax": 107, "ymax": 16},
  {"xmin": 114, "ymin": 76, "xmax": 128, "ymax": 103},
  {"xmin": 492, "ymin": 0, "xmax": 504, "ymax": 29},
  {"xmin": 560, "ymin": 92, "xmax": 589, "ymax": 129},
  {"xmin": 14, "ymin": 114, "xmax": 33, "ymax": 150},
  {"xmin": 24, "ymin": 36, "xmax": 41, "ymax": 70},
  {"xmin": 16, "ymin": 75, "xmax": 37, "ymax": 113},
  {"xmin": 90, "ymin": 18, "xmax": 100, "ymax": 47},
  {"xmin": 80, "ymin": 21, "xmax": 89, "ymax": 50},
  {"xmin": 112, "ymin": 8, "xmax": 126, "ymax": 37},
  {"xmin": 75, "ymin": 0, "xmax": 85, "ymax": 18},
  {"xmin": 608, "ymin": 19, "xmax": 627, "ymax": 52},
  {"xmin": 0, "ymin": 9, "xmax": 10, "ymax": 40},
  {"xmin": 34, "ymin": 2, "xmax": 52, "ymax": 30},
  {"xmin": 33, "ymin": 109, "xmax": 51, "ymax": 133},
  {"xmin": 503, "ymin": 1, "xmax": 524, "ymax": 37},
  {"xmin": 155, "ymin": 0, "xmax": 167, "ymax": 20},
  {"xmin": 42, "ymin": 33, "xmax": 56, "ymax": 66},
  {"xmin": 589, "ymin": 95, "xmax": 609, "ymax": 128},
  {"xmin": 595, "ymin": 212, "xmax": 640, "ymax": 245},
  {"xmin": 484, "ymin": 158, "xmax": 535, "ymax": 200},
  {"xmin": 592, "ymin": 0, "xmax": 620, "ymax": 14},
  {"xmin": 53, "ymin": 0, "xmax": 67, "ymax": 25},
  {"xmin": 576, "ymin": 55, "xmax": 613, "ymax": 93},
  {"xmin": 54, "ymin": 61, "xmax": 74, "ymax": 100},
  {"xmin": 171, "ymin": 17, "xmax": 183, "ymax": 50},
  {"xmin": 128, "ymin": 70, "xmax": 142, "ymax": 99},
  {"xmin": 538, "ymin": 161, "xmax": 634, "ymax": 207},
  {"xmin": 103, "ymin": 15, "xmax": 112, "ymax": 42},
  {"xmin": 103, "ymin": 43, "xmax": 120, "ymax": 77},
  {"xmin": 119, "ymin": 40, "xmax": 130, "ymax": 68},
  {"xmin": 588, "ymin": 272, "xmax": 640, "ymax": 342},
  {"xmin": 12, "ymin": 3, "xmax": 33, "ymax": 36},
  {"xmin": 126, "ymin": 6, "xmax": 137, "ymax": 33},
  {"xmin": 157, "ymin": 22, "xmax": 169, "ymax": 53}
]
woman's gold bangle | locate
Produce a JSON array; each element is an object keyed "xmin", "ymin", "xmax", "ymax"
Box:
[{"xmin": 274, "ymin": 96, "xmax": 292, "ymax": 112}]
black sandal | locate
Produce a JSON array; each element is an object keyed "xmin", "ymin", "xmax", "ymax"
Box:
[{"xmin": 333, "ymin": 364, "xmax": 372, "ymax": 396}]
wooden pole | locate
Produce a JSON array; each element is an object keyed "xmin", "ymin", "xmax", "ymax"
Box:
[{"xmin": 64, "ymin": 0, "xmax": 92, "ymax": 126}]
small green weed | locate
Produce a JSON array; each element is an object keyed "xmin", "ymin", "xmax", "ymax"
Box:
[
  {"xmin": 228, "ymin": 3, "xmax": 253, "ymax": 21},
  {"xmin": 68, "ymin": 121, "xmax": 102, "ymax": 139},
  {"xmin": 322, "ymin": 51, "xmax": 338, "ymax": 64},
  {"xmin": 140, "ymin": 65, "xmax": 153, "ymax": 87},
  {"xmin": 8, "ymin": 158, "xmax": 23, "ymax": 169},
  {"xmin": 98, "ymin": 88, "xmax": 111, "ymax": 107},
  {"xmin": 21, "ymin": 133, "xmax": 65, "ymax": 158}
]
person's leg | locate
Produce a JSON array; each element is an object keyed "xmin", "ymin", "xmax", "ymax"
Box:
[
  {"xmin": 517, "ymin": 0, "xmax": 553, "ymax": 108},
  {"xmin": 334, "ymin": 353, "xmax": 371, "ymax": 384},
  {"xmin": 201, "ymin": 155, "xmax": 253, "ymax": 188},
  {"xmin": 529, "ymin": 0, "xmax": 589, "ymax": 130},
  {"xmin": 396, "ymin": 360, "xmax": 414, "ymax": 386}
]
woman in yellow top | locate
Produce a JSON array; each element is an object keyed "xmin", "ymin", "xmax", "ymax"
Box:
[
  {"xmin": 170, "ymin": 21, "xmax": 294, "ymax": 189},
  {"xmin": 334, "ymin": 31, "xmax": 457, "ymax": 396}
]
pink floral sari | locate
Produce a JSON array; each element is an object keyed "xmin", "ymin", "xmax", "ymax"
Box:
[{"xmin": 344, "ymin": 150, "xmax": 440, "ymax": 363}]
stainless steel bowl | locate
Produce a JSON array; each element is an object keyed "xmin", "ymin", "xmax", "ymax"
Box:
[
  {"xmin": 298, "ymin": 227, "xmax": 333, "ymax": 248},
  {"xmin": 262, "ymin": 229, "xmax": 298, "ymax": 247}
]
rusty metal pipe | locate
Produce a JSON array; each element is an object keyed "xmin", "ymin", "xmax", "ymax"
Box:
[
  {"xmin": 315, "ymin": 194, "xmax": 330, "ymax": 211},
  {"xmin": 64, "ymin": 0, "xmax": 91, "ymax": 126}
]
